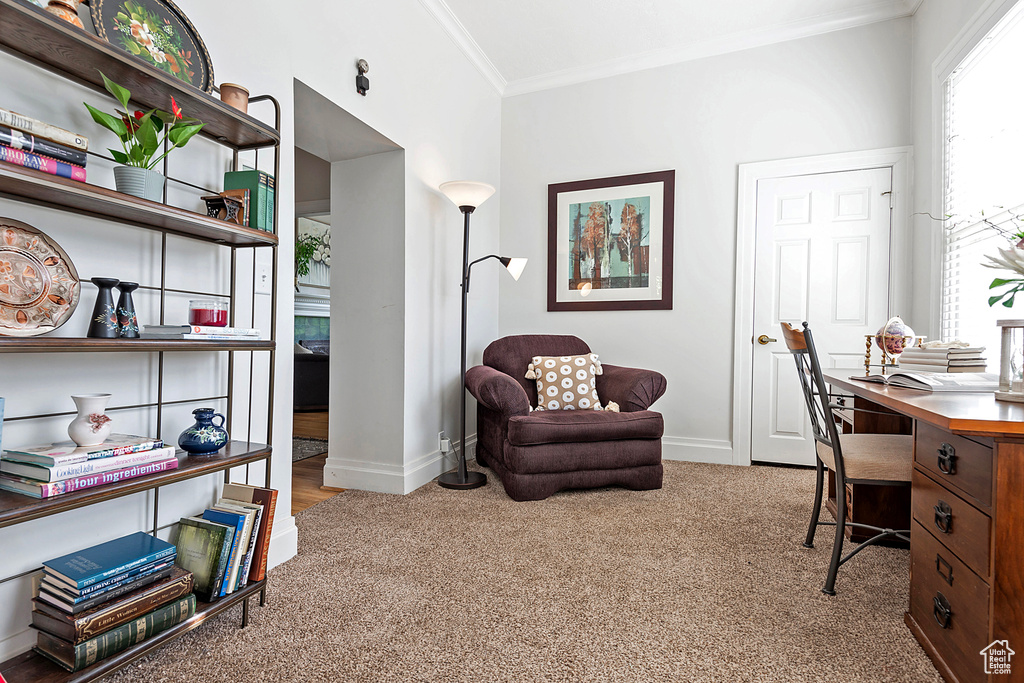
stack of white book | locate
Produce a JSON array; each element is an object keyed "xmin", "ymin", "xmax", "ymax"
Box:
[
  {"xmin": 142, "ymin": 325, "xmax": 261, "ymax": 341},
  {"xmin": 899, "ymin": 346, "xmax": 986, "ymax": 373}
]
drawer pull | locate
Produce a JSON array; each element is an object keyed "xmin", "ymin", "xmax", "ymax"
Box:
[
  {"xmin": 933, "ymin": 592, "xmax": 953, "ymax": 629},
  {"xmin": 935, "ymin": 554, "xmax": 953, "ymax": 586},
  {"xmin": 937, "ymin": 443, "xmax": 958, "ymax": 475},
  {"xmin": 934, "ymin": 500, "xmax": 953, "ymax": 534}
]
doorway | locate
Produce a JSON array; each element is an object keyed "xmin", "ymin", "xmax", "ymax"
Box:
[{"xmin": 731, "ymin": 148, "xmax": 912, "ymax": 467}]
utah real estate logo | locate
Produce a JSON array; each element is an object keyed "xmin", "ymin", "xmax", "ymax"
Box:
[{"xmin": 981, "ymin": 640, "xmax": 1015, "ymax": 675}]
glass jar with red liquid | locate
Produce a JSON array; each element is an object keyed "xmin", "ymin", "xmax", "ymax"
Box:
[{"xmin": 188, "ymin": 300, "xmax": 229, "ymax": 327}]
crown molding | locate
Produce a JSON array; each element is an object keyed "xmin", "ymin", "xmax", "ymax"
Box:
[
  {"xmin": 503, "ymin": 0, "xmax": 918, "ymax": 97},
  {"xmin": 417, "ymin": 0, "xmax": 507, "ymax": 95}
]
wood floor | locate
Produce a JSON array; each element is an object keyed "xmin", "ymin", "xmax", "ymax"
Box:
[
  {"xmin": 291, "ymin": 452, "xmax": 344, "ymax": 515},
  {"xmin": 293, "ymin": 410, "xmax": 329, "ymax": 439}
]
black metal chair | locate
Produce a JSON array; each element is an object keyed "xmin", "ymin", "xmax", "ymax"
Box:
[{"xmin": 780, "ymin": 322, "xmax": 912, "ymax": 595}]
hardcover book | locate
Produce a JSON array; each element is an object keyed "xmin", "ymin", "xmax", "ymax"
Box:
[
  {"xmin": 34, "ymin": 594, "xmax": 196, "ymax": 671},
  {"xmin": 201, "ymin": 508, "xmax": 247, "ymax": 595},
  {"xmin": 36, "ymin": 566, "xmax": 174, "ymax": 614},
  {"xmin": 0, "ymin": 144, "xmax": 86, "ymax": 182},
  {"xmin": 214, "ymin": 500, "xmax": 262, "ymax": 590},
  {"xmin": 221, "ymin": 483, "xmax": 278, "ymax": 582},
  {"xmin": 44, "ymin": 532, "xmax": 176, "ymax": 590},
  {"xmin": 1, "ymin": 446, "xmax": 175, "ymax": 482},
  {"xmin": 0, "ymin": 124, "xmax": 87, "ymax": 166},
  {"xmin": 142, "ymin": 325, "xmax": 259, "ymax": 337},
  {"xmin": 2, "ymin": 434, "xmax": 164, "ymax": 466},
  {"xmin": 0, "ymin": 107, "xmax": 88, "ymax": 150},
  {"xmin": 43, "ymin": 558, "xmax": 174, "ymax": 598},
  {"xmin": 0, "ymin": 457, "xmax": 179, "ymax": 498},
  {"xmin": 173, "ymin": 517, "xmax": 234, "ymax": 601},
  {"xmin": 224, "ymin": 169, "xmax": 272, "ymax": 231},
  {"xmin": 31, "ymin": 566, "xmax": 193, "ymax": 644}
]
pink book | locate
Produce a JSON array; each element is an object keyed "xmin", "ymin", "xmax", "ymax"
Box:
[
  {"xmin": 0, "ymin": 458, "xmax": 179, "ymax": 499},
  {"xmin": 0, "ymin": 143, "xmax": 87, "ymax": 182}
]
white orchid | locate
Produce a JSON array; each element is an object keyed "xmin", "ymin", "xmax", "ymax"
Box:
[{"xmin": 983, "ymin": 246, "xmax": 1024, "ymax": 307}]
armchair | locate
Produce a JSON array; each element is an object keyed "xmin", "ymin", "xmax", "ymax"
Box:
[{"xmin": 466, "ymin": 334, "xmax": 667, "ymax": 501}]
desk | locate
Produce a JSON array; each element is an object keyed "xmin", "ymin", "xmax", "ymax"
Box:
[{"xmin": 825, "ymin": 372, "xmax": 1024, "ymax": 683}]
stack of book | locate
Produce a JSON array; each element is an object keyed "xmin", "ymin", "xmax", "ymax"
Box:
[
  {"xmin": 224, "ymin": 169, "xmax": 275, "ymax": 232},
  {"xmin": 32, "ymin": 532, "xmax": 195, "ymax": 672},
  {"xmin": 174, "ymin": 483, "xmax": 278, "ymax": 602},
  {"xmin": 900, "ymin": 346, "xmax": 987, "ymax": 373},
  {"xmin": 0, "ymin": 107, "xmax": 88, "ymax": 182},
  {"xmin": 0, "ymin": 435, "xmax": 177, "ymax": 499},
  {"xmin": 141, "ymin": 324, "xmax": 262, "ymax": 341}
]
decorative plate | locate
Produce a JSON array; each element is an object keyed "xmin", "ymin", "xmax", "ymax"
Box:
[
  {"xmin": 91, "ymin": 0, "xmax": 214, "ymax": 93},
  {"xmin": 0, "ymin": 219, "xmax": 81, "ymax": 337}
]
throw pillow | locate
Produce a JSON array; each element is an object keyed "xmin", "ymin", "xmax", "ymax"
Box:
[{"xmin": 525, "ymin": 354, "xmax": 604, "ymax": 411}]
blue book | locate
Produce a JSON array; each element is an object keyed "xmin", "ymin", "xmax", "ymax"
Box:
[
  {"xmin": 43, "ymin": 532, "xmax": 176, "ymax": 590},
  {"xmin": 202, "ymin": 509, "xmax": 246, "ymax": 596},
  {"xmin": 43, "ymin": 557, "xmax": 175, "ymax": 598}
]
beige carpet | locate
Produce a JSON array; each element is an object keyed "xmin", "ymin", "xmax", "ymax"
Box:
[{"xmin": 108, "ymin": 461, "xmax": 941, "ymax": 682}]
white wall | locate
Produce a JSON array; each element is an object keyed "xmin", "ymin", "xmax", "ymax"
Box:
[
  {"xmin": 497, "ymin": 20, "xmax": 913, "ymax": 463},
  {"xmin": 0, "ymin": 0, "xmax": 501, "ymax": 659}
]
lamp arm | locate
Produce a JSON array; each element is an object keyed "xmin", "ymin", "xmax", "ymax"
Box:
[{"xmin": 463, "ymin": 254, "xmax": 503, "ymax": 294}]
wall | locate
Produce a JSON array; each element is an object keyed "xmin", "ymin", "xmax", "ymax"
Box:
[
  {"xmin": 0, "ymin": 0, "xmax": 501, "ymax": 660},
  {"xmin": 295, "ymin": 316, "xmax": 331, "ymax": 341},
  {"xmin": 498, "ymin": 20, "xmax": 913, "ymax": 463}
]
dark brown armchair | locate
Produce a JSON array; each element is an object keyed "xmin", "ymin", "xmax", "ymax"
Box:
[{"xmin": 465, "ymin": 334, "xmax": 667, "ymax": 501}]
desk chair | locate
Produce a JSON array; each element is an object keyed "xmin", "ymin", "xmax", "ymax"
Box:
[{"xmin": 781, "ymin": 322, "xmax": 912, "ymax": 595}]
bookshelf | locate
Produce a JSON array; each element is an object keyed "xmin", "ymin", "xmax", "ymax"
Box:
[{"xmin": 0, "ymin": 1, "xmax": 282, "ymax": 680}]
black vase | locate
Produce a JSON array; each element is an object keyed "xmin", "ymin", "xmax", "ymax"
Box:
[
  {"xmin": 116, "ymin": 281, "xmax": 139, "ymax": 338},
  {"xmin": 87, "ymin": 278, "xmax": 120, "ymax": 339}
]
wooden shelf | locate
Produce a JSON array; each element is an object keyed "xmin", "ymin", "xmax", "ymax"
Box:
[
  {"xmin": 0, "ymin": 0, "xmax": 279, "ymax": 150},
  {"xmin": 0, "ymin": 163, "xmax": 278, "ymax": 247},
  {"xmin": 0, "ymin": 578, "xmax": 267, "ymax": 683},
  {"xmin": 0, "ymin": 442, "xmax": 271, "ymax": 529},
  {"xmin": 0, "ymin": 337, "xmax": 275, "ymax": 353}
]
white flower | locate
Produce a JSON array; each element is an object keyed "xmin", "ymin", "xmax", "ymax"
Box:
[{"xmin": 983, "ymin": 247, "xmax": 1024, "ymax": 277}]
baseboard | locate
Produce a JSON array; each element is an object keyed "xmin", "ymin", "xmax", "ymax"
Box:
[
  {"xmin": 0, "ymin": 625, "xmax": 34, "ymax": 664},
  {"xmin": 266, "ymin": 514, "xmax": 298, "ymax": 570},
  {"xmin": 322, "ymin": 436, "xmax": 478, "ymax": 495},
  {"xmin": 662, "ymin": 436, "xmax": 734, "ymax": 464}
]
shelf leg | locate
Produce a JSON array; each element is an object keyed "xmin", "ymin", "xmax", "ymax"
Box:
[
  {"xmin": 260, "ymin": 587, "xmax": 266, "ymax": 607},
  {"xmin": 242, "ymin": 596, "xmax": 249, "ymax": 628}
]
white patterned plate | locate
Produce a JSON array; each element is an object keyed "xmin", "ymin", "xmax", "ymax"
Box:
[{"xmin": 0, "ymin": 218, "xmax": 80, "ymax": 337}]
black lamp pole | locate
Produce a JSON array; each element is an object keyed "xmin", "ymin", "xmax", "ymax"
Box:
[{"xmin": 438, "ymin": 205, "xmax": 488, "ymax": 490}]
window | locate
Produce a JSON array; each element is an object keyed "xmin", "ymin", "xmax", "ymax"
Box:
[{"xmin": 941, "ymin": 5, "xmax": 1024, "ymax": 353}]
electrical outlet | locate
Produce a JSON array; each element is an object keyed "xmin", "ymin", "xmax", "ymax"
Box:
[
  {"xmin": 255, "ymin": 263, "xmax": 272, "ymax": 294},
  {"xmin": 438, "ymin": 431, "xmax": 446, "ymax": 452}
]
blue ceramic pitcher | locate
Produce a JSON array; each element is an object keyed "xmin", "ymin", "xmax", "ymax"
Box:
[{"xmin": 178, "ymin": 408, "xmax": 228, "ymax": 455}]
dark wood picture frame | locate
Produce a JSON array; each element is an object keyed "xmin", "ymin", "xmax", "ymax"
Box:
[{"xmin": 547, "ymin": 170, "xmax": 674, "ymax": 311}]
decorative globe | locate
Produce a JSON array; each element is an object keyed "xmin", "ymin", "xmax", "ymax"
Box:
[{"xmin": 875, "ymin": 316, "xmax": 916, "ymax": 356}]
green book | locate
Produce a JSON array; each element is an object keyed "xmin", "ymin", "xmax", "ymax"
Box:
[
  {"xmin": 173, "ymin": 517, "xmax": 234, "ymax": 601},
  {"xmin": 265, "ymin": 173, "xmax": 275, "ymax": 233},
  {"xmin": 224, "ymin": 170, "xmax": 272, "ymax": 231},
  {"xmin": 34, "ymin": 594, "xmax": 196, "ymax": 671}
]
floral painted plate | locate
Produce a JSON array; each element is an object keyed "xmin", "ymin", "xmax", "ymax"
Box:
[
  {"xmin": 91, "ymin": 0, "xmax": 213, "ymax": 93},
  {"xmin": 0, "ymin": 219, "xmax": 81, "ymax": 337}
]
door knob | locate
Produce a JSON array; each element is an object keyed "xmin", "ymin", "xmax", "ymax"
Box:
[{"xmin": 757, "ymin": 335, "xmax": 777, "ymax": 345}]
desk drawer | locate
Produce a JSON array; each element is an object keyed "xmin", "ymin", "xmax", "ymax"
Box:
[
  {"xmin": 910, "ymin": 520, "xmax": 990, "ymax": 683},
  {"xmin": 912, "ymin": 469, "xmax": 991, "ymax": 578},
  {"xmin": 915, "ymin": 422, "xmax": 993, "ymax": 508}
]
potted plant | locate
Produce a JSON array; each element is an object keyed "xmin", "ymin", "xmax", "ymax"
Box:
[
  {"xmin": 84, "ymin": 72, "xmax": 204, "ymax": 202},
  {"xmin": 294, "ymin": 232, "xmax": 321, "ymax": 292}
]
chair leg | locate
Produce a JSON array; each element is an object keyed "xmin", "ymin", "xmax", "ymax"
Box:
[
  {"xmin": 803, "ymin": 458, "xmax": 825, "ymax": 549},
  {"xmin": 822, "ymin": 475, "xmax": 846, "ymax": 596}
]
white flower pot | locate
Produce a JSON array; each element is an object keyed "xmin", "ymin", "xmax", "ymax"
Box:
[
  {"xmin": 67, "ymin": 393, "xmax": 113, "ymax": 447},
  {"xmin": 113, "ymin": 166, "xmax": 165, "ymax": 203}
]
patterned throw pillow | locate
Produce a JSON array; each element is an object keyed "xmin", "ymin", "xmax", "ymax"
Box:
[{"xmin": 525, "ymin": 354, "xmax": 604, "ymax": 411}]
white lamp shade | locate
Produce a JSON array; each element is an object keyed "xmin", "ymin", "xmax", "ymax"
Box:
[
  {"xmin": 440, "ymin": 181, "xmax": 495, "ymax": 209},
  {"xmin": 504, "ymin": 257, "xmax": 528, "ymax": 281}
]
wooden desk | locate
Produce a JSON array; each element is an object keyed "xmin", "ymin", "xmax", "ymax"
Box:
[{"xmin": 824, "ymin": 372, "xmax": 1024, "ymax": 683}]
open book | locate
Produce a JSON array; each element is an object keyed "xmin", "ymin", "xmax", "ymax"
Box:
[{"xmin": 849, "ymin": 371, "xmax": 999, "ymax": 392}]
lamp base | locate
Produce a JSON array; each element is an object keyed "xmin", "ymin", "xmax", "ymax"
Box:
[{"xmin": 438, "ymin": 470, "xmax": 487, "ymax": 490}]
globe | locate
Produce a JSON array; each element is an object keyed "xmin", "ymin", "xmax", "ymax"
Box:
[{"xmin": 875, "ymin": 316, "xmax": 916, "ymax": 357}]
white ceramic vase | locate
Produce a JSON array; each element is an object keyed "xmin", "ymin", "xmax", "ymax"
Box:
[{"xmin": 67, "ymin": 393, "xmax": 113, "ymax": 447}]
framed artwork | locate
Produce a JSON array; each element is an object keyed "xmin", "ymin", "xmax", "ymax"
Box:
[
  {"xmin": 92, "ymin": 0, "xmax": 214, "ymax": 92},
  {"xmin": 548, "ymin": 170, "xmax": 674, "ymax": 311}
]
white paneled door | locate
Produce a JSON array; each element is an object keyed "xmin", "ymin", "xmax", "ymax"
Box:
[{"xmin": 750, "ymin": 168, "xmax": 893, "ymax": 465}]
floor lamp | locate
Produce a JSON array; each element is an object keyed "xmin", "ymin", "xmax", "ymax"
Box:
[{"xmin": 437, "ymin": 180, "xmax": 527, "ymax": 490}]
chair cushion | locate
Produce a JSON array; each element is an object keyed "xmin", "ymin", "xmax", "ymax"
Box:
[
  {"xmin": 529, "ymin": 354, "xmax": 603, "ymax": 411},
  {"xmin": 507, "ymin": 409, "xmax": 663, "ymax": 446},
  {"xmin": 815, "ymin": 434, "xmax": 913, "ymax": 482}
]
